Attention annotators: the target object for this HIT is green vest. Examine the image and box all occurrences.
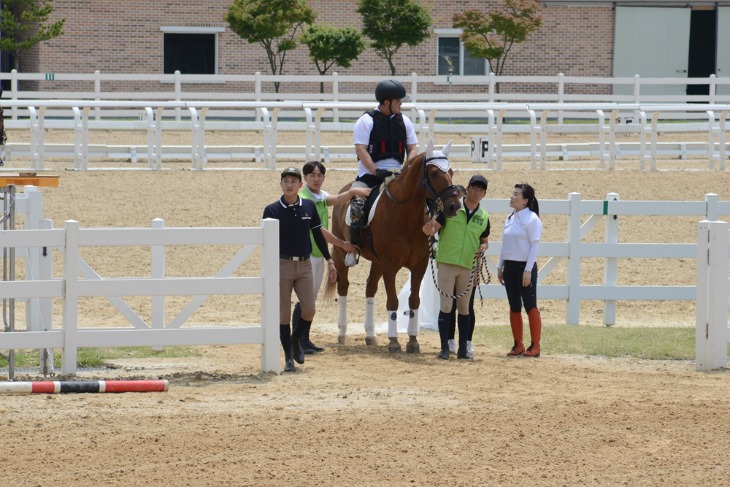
[299,186,329,258]
[436,205,489,269]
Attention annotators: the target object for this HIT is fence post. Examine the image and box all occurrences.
[566,192,582,324]
[94,70,101,121]
[557,73,565,124]
[332,72,339,123]
[603,192,619,326]
[151,218,165,352]
[39,218,54,375]
[174,70,182,121]
[62,220,80,376]
[705,193,719,221]
[10,69,18,120]
[261,218,280,374]
[696,221,729,371]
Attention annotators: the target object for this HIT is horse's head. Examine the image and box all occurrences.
[422,139,465,218]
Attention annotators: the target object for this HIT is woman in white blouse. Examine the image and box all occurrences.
[497,183,543,358]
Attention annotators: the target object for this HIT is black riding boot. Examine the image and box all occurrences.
[291,319,306,365]
[437,311,452,360]
[292,302,314,355]
[280,324,295,372]
[301,319,324,353]
[456,314,471,359]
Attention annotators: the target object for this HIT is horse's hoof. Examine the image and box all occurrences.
[337,336,346,345]
[388,338,402,353]
[365,336,378,346]
[406,339,420,354]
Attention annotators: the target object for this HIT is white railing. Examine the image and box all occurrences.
[0,218,281,376]
[455,193,729,326]
[1,99,728,171]
[2,71,730,104]
[696,220,730,372]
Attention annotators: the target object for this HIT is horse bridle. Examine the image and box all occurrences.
[421,156,466,218]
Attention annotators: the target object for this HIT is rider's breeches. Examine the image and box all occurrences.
[279,259,316,323]
[502,260,538,313]
[437,262,472,314]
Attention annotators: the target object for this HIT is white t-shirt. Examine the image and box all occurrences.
[498,207,542,270]
[353,108,418,177]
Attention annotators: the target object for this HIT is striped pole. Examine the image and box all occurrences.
[0,380,169,394]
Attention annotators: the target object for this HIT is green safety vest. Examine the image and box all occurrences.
[435,206,489,269]
[299,186,329,258]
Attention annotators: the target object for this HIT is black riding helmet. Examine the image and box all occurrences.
[375,79,407,103]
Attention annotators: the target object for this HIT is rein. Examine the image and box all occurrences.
[427,238,492,304]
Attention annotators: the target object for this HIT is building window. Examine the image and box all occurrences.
[436,30,487,76]
[161,26,225,74]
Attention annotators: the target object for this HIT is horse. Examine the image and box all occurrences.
[327,139,465,353]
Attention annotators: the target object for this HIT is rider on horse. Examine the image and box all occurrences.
[346,79,418,266]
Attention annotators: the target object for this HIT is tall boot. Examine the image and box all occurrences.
[523,308,542,358]
[280,324,295,372]
[291,319,306,365]
[301,319,324,353]
[437,311,452,360]
[456,314,471,359]
[506,311,525,357]
[447,301,457,353]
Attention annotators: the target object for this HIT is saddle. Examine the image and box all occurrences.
[345,172,397,229]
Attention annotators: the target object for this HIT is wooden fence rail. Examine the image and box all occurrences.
[0,218,281,376]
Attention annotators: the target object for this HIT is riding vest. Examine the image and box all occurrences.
[366,110,407,163]
[436,206,489,270]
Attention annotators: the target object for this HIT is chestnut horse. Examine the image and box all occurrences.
[328,140,464,353]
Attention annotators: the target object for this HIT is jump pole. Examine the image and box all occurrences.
[0,380,169,394]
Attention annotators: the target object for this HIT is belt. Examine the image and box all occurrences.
[280,255,310,262]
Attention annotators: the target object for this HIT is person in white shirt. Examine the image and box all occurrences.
[497,183,543,357]
[345,79,418,266]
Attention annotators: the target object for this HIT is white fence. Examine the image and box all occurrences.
[3,71,730,104]
[466,192,730,326]
[1,99,729,171]
[0,218,281,376]
[696,221,730,372]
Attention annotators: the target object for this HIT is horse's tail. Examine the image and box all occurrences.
[322,269,337,303]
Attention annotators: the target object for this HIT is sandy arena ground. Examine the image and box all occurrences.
[2,128,730,486]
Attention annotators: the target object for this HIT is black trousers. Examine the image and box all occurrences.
[502,260,538,313]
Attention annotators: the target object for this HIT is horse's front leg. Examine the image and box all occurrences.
[381,267,403,353]
[364,263,383,346]
[403,261,428,354]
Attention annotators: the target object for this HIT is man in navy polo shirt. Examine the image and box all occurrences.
[263,167,337,372]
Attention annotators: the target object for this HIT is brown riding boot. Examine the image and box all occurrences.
[523,308,542,358]
[506,311,525,356]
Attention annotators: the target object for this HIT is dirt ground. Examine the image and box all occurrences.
[2,128,730,486]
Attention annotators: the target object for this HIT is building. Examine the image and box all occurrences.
[10,0,730,96]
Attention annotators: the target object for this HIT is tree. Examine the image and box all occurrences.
[225,0,315,92]
[357,0,432,76]
[453,0,542,77]
[0,0,65,71]
[300,25,365,93]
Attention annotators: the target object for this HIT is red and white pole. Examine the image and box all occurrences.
[0,380,169,394]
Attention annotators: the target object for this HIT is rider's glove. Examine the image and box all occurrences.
[375,169,393,180]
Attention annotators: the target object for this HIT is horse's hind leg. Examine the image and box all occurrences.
[365,264,383,346]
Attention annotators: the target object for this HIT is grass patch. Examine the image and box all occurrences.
[472,324,722,360]
[0,346,201,369]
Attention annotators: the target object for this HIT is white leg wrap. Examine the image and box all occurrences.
[337,295,348,337]
[408,309,419,337]
[387,309,398,338]
[364,297,375,337]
